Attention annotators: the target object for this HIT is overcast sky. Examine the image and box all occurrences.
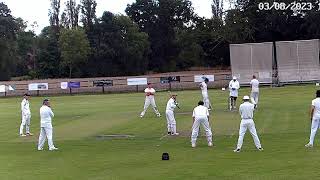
[2,0,214,34]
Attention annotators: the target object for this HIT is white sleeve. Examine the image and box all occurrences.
[312,100,315,106]
[144,88,148,93]
[192,109,195,117]
[236,82,240,89]
[170,100,176,109]
[229,81,232,89]
[49,108,54,117]
[250,80,253,85]
[206,109,209,116]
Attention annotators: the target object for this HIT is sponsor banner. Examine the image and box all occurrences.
[61,82,68,89]
[93,80,113,87]
[160,76,181,84]
[127,78,148,86]
[194,75,215,83]
[68,82,80,88]
[0,85,5,93]
[28,83,49,91]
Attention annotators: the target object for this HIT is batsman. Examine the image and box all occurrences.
[140,83,161,118]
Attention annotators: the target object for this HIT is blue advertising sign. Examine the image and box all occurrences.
[68,82,80,88]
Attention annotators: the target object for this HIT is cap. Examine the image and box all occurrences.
[171,92,178,96]
[43,98,50,104]
[243,96,250,100]
[233,76,237,80]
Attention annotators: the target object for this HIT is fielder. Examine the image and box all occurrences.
[234,96,263,152]
[250,75,260,109]
[229,76,240,110]
[38,99,58,151]
[199,78,212,110]
[305,90,320,148]
[166,93,179,135]
[191,101,213,148]
[140,83,161,118]
[20,93,33,136]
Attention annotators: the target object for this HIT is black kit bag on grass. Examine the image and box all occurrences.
[162,152,169,160]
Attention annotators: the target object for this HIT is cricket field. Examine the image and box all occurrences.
[0,85,319,180]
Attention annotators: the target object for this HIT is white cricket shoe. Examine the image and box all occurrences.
[258,147,264,151]
[233,149,241,153]
[171,133,179,136]
[140,115,143,118]
[191,143,196,148]
[20,134,26,137]
[37,148,43,151]
[305,143,313,148]
[208,142,213,147]
[49,147,59,151]
[157,114,161,117]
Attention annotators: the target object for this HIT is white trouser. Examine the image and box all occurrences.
[140,96,160,116]
[250,92,259,105]
[191,117,212,144]
[236,119,262,149]
[202,93,212,109]
[308,118,320,145]
[20,114,31,134]
[38,126,56,150]
[166,110,176,133]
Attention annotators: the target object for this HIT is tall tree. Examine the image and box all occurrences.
[0,2,20,80]
[61,0,81,29]
[59,28,90,78]
[49,0,61,32]
[81,0,97,32]
[212,0,224,18]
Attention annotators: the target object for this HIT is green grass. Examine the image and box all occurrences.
[0,85,319,179]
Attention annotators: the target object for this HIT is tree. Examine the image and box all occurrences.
[84,12,149,77]
[81,0,97,32]
[59,28,90,78]
[212,0,224,18]
[126,0,195,72]
[49,0,61,32]
[61,0,81,29]
[0,2,19,80]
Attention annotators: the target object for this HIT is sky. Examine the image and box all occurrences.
[1,0,214,34]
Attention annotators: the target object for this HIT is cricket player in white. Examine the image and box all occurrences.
[250,75,260,109]
[199,78,212,110]
[229,76,240,110]
[191,101,213,148]
[20,93,33,136]
[305,90,320,148]
[234,96,263,152]
[38,99,58,151]
[140,83,161,118]
[166,93,179,135]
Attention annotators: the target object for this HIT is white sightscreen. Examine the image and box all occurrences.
[276,39,320,83]
[230,42,273,84]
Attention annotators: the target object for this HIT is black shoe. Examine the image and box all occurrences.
[167,132,171,135]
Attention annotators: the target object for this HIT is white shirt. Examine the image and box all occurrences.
[21,98,31,116]
[166,98,177,111]
[229,80,240,97]
[250,79,260,93]
[192,105,209,118]
[40,105,54,128]
[312,98,320,119]
[144,88,156,99]
[239,101,255,119]
[200,82,208,97]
